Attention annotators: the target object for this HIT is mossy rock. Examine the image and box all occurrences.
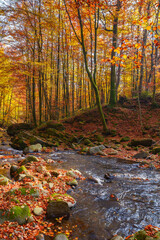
[50,193,76,208]
[11,137,28,150]
[20,155,39,166]
[9,205,31,225]
[129,139,154,147]
[94,134,104,142]
[0,175,10,185]
[9,187,39,198]
[7,123,34,136]
[83,138,92,146]
[120,136,130,142]
[17,166,28,175]
[152,147,160,154]
[38,121,65,131]
[46,128,63,137]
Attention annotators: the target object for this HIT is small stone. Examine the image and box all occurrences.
[36,234,45,240]
[33,207,43,216]
[29,143,42,152]
[49,183,54,189]
[132,151,149,159]
[54,233,69,240]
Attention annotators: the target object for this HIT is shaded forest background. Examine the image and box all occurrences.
[0,0,159,126]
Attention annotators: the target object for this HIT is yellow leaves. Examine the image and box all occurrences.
[123,55,127,59]
[135,43,141,49]
[146,25,151,31]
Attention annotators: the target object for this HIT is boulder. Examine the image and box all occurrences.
[20,155,39,166]
[50,193,76,208]
[38,121,65,131]
[7,123,33,136]
[89,145,105,155]
[129,139,154,147]
[132,151,149,159]
[9,205,31,225]
[66,169,82,179]
[28,143,42,152]
[46,201,70,220]
[10,165,19,178]
[54,233,69,240]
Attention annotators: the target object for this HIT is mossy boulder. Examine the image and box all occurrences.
[38,121,65,131]
[11,165,28,180]
[129,139,154,147]
[7,123,34,136]
[50,193,76,208]
[20,155,39,166]
[66,179,78,187]
[11,136,28,150]
[9,205,31,225]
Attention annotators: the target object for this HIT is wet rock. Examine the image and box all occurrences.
[104,173,114,180]
[86,176,99,183]
[46,201,70,220]
[132,151,149,159]
[111,236,124,240]
[7,123,34,136]
[0,175,9,185]
[50,193,76,208]
[66,179,78,187]
[33,207,43,216]
[66,169,82,178]
[89,145,106,155]
[49,183,54,189]
[54,233,69,240]
[28,143,42,152]
[129,138,154,147]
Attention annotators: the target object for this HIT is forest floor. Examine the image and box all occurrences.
[58,95,160,168]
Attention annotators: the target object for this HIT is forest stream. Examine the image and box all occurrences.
[0,144,160,240]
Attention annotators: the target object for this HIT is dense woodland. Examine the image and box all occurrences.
[0,0,159,128]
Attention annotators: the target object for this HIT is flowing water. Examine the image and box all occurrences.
[1,145,160,240]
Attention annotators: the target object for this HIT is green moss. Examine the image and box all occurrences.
[84,138,92,146]
[17,166,28,175]
[120,136,130,142]
[134,230,147,240]
[10,198,20,203]
[9,205,31,225]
